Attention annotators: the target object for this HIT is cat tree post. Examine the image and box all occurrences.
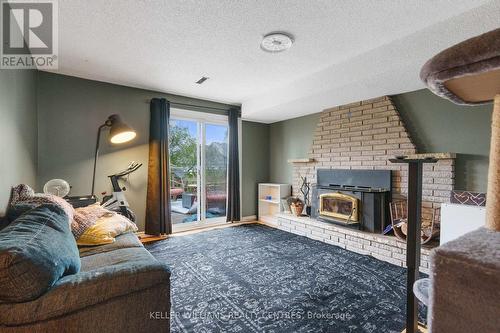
[486,94,500,231]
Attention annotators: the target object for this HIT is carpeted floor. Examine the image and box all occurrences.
[146,224,426,333]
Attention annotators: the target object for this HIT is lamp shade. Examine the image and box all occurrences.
[108,114,136,144]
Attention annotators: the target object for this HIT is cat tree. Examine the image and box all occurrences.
[419,28,500,332]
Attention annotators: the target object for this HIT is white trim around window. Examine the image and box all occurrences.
[170,108,228,125]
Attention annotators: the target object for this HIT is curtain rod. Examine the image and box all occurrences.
[146,99,239,112]
[171,102,236,112]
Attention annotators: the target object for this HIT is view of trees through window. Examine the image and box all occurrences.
[169,122,197,191]
[169,118,228,223]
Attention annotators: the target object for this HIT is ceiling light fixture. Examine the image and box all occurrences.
[260,32,294,53]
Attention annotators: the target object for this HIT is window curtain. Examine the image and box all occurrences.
[145,98,172,235]
[227,108,241,222]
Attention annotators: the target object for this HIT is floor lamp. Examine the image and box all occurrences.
[91,114,136,197]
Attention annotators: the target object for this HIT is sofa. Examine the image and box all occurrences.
[0,231,171,333]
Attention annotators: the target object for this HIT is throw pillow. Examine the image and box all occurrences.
[9,184,75,224]
[0,216,9,232]
[5,203,37,222]
[77,213,138,246]
[72,203,115,239]
[0,204,81,302]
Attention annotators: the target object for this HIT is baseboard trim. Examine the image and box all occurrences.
[172,220,258,237]
[137,216,258,237]
[240,215,257,222]
[136,232,168,244]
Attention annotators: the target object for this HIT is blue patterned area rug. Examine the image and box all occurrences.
[146,224,426,333]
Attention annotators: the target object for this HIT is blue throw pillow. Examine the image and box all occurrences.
[5,203,38,222]
[0,216,9,232]
[0,204,81,302]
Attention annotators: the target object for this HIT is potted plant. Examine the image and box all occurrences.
[288,197,304,217]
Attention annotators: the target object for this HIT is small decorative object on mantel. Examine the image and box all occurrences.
[288,197,304,217]
[450,190,486,207]
[299,176,311,215]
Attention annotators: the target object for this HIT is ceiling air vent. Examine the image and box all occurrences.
[196,76,209,84]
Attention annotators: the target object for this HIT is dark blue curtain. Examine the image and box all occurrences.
[227,108,241,222]
[145,98,171,235]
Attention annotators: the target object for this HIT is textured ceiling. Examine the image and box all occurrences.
[49,0,500,123]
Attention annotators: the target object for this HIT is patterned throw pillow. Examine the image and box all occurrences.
[7,184,122,239]
[9,184,75,224]
[72,203,115,239]
[77,213,138,246]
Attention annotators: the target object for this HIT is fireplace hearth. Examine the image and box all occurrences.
[312,169,391,233]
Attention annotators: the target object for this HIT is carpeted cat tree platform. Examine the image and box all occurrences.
[420,28,500,333]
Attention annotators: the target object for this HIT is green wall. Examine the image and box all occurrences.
[269,113,320,184]
[269,89,491,193]
[36,72,265,229]
[0,70,38,213]
[9,70,488,226]
[392,89,491,192]
[242,121,270,217]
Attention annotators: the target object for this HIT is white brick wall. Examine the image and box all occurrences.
[261,213,431,273]
[292,95,455,223]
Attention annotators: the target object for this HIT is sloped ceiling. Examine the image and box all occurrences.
[48,0,500,123]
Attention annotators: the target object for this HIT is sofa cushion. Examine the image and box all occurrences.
[79,231,143,257]
[0,216,9,232]
[0,246,170,325]
[0,203,37,233]
[0,204,81,302]
[5,203,37,222]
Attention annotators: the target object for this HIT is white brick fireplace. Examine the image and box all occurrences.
[292,95,455,225]
[261,95,455,272]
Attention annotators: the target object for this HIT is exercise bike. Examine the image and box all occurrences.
[101,161,142,222]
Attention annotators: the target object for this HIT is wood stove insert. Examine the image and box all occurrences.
[319,192,359,223]
[312,169,392,233]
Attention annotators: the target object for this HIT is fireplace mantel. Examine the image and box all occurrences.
[390,152,456,160]
[288,158,315,163]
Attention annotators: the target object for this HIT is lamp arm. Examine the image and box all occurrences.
[91,122,110,196]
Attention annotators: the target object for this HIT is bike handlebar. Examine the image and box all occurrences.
[108,162,143,178]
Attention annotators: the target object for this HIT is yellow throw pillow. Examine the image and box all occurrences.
[77,213,138,246]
